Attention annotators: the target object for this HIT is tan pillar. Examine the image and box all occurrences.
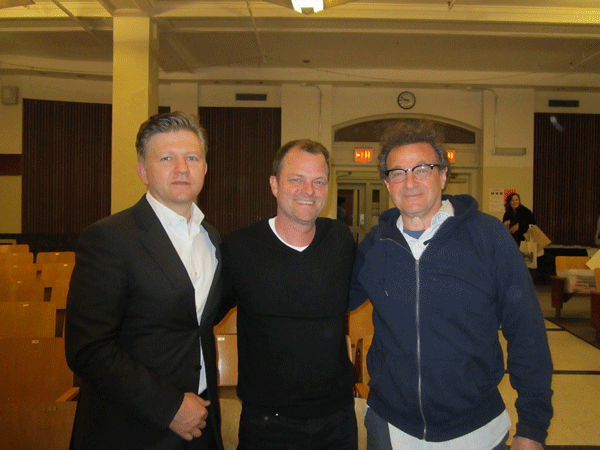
[111,16,159,214]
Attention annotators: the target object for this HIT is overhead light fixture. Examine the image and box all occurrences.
[262,0,353,15]
[291,0,323,14]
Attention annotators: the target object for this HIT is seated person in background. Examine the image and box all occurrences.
[503,192,536,244]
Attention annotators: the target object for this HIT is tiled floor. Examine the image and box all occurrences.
[498,285,600,449]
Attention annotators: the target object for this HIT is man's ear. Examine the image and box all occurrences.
[269,175,278,198]
[137,162,148,186]
[440,167,448,190]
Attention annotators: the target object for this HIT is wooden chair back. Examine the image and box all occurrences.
[355,335,373,387]
[555,256,590,272]
[49,277,70,309]
[0,302,56,338]
[347,300,374,346]
[0,263,37,283]
[0,337,74,404]
[40,263,74,288]
[0,252,34,265]
[216,334,238,387]
[35,251,76,267]
[346,334,353,363]
[215,307,237,334]
[0,278,45,302]
[0,338,76,450]
[0,244,29,253]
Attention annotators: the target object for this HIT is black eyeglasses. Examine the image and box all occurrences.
[384,164,440,184]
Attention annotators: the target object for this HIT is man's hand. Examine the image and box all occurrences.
[510,436,544,450]
[168,392,211,441]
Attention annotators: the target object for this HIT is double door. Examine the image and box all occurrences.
[337,179,388,244]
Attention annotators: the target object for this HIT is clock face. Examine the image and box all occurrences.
[397,91,416,109]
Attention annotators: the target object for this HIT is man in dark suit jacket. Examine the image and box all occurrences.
[65,111,224,450]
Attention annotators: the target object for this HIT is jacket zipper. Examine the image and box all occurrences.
[381,236,427,439]
[415,259,427,439]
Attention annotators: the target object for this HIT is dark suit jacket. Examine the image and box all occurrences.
[65,196,224,450]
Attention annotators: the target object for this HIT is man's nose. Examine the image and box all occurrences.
[175,157,189,173]
[301,180,314,194]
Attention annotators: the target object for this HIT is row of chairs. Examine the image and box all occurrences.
[213,304,375,392]
[0,248,75,266]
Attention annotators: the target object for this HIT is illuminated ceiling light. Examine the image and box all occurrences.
[291,0,324,14]
[261,0,354,15]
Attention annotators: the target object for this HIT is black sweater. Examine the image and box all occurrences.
[221,218,356,418]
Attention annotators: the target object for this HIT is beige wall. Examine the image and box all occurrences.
[1,75,599,232]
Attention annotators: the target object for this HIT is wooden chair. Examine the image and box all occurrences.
[355,335,373,389]
[216,334,238,399]
[0,263,38,283]
[346,300,374,353]
[0,338,76,450]
[40,262,74,288]
[49,277,70,337]
[0,337,74,405]
[346,334,353,363]
[551,256,591,319]
[0,252,34,265]
[35,251,76,269]
[0,301,56,338]
[0,278,45,302]
[215,307,237,334]
[0,243,29,253]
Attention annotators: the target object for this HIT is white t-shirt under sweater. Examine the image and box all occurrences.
[146,192,217,395]
[386,200,511,450]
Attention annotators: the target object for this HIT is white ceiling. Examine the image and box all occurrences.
[1,0,600,90]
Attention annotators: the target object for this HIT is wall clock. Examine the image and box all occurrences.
[397,91,416,109]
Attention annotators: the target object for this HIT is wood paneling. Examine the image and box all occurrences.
[0,154,22,175]
[534,113,600,245]
[20,103,280,236]
[22,99,111,234]
[198,107,281,236]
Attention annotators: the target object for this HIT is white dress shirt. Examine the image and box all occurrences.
[146,192,217,395]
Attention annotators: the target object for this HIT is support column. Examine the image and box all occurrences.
[111,16,159,214]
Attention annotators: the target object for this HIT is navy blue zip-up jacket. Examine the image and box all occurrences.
[349,194,553,445]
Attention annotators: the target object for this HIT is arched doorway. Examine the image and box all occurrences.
[331,115,481,242]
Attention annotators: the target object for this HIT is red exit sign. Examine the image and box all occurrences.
[354,148,372,162]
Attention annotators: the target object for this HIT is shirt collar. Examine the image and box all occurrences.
[145,192,204,236]
[396,199,454,232]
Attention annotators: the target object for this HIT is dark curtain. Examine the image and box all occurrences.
[534,113,600,245]
[198,107,281,236]
[22,99,112,234]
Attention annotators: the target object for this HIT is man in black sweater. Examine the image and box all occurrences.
[220,139,357,450]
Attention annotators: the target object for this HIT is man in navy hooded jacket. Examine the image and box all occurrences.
[349,120,552,450]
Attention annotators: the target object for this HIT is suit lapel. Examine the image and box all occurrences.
[133,197,197,320]
[199,221,222,329]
